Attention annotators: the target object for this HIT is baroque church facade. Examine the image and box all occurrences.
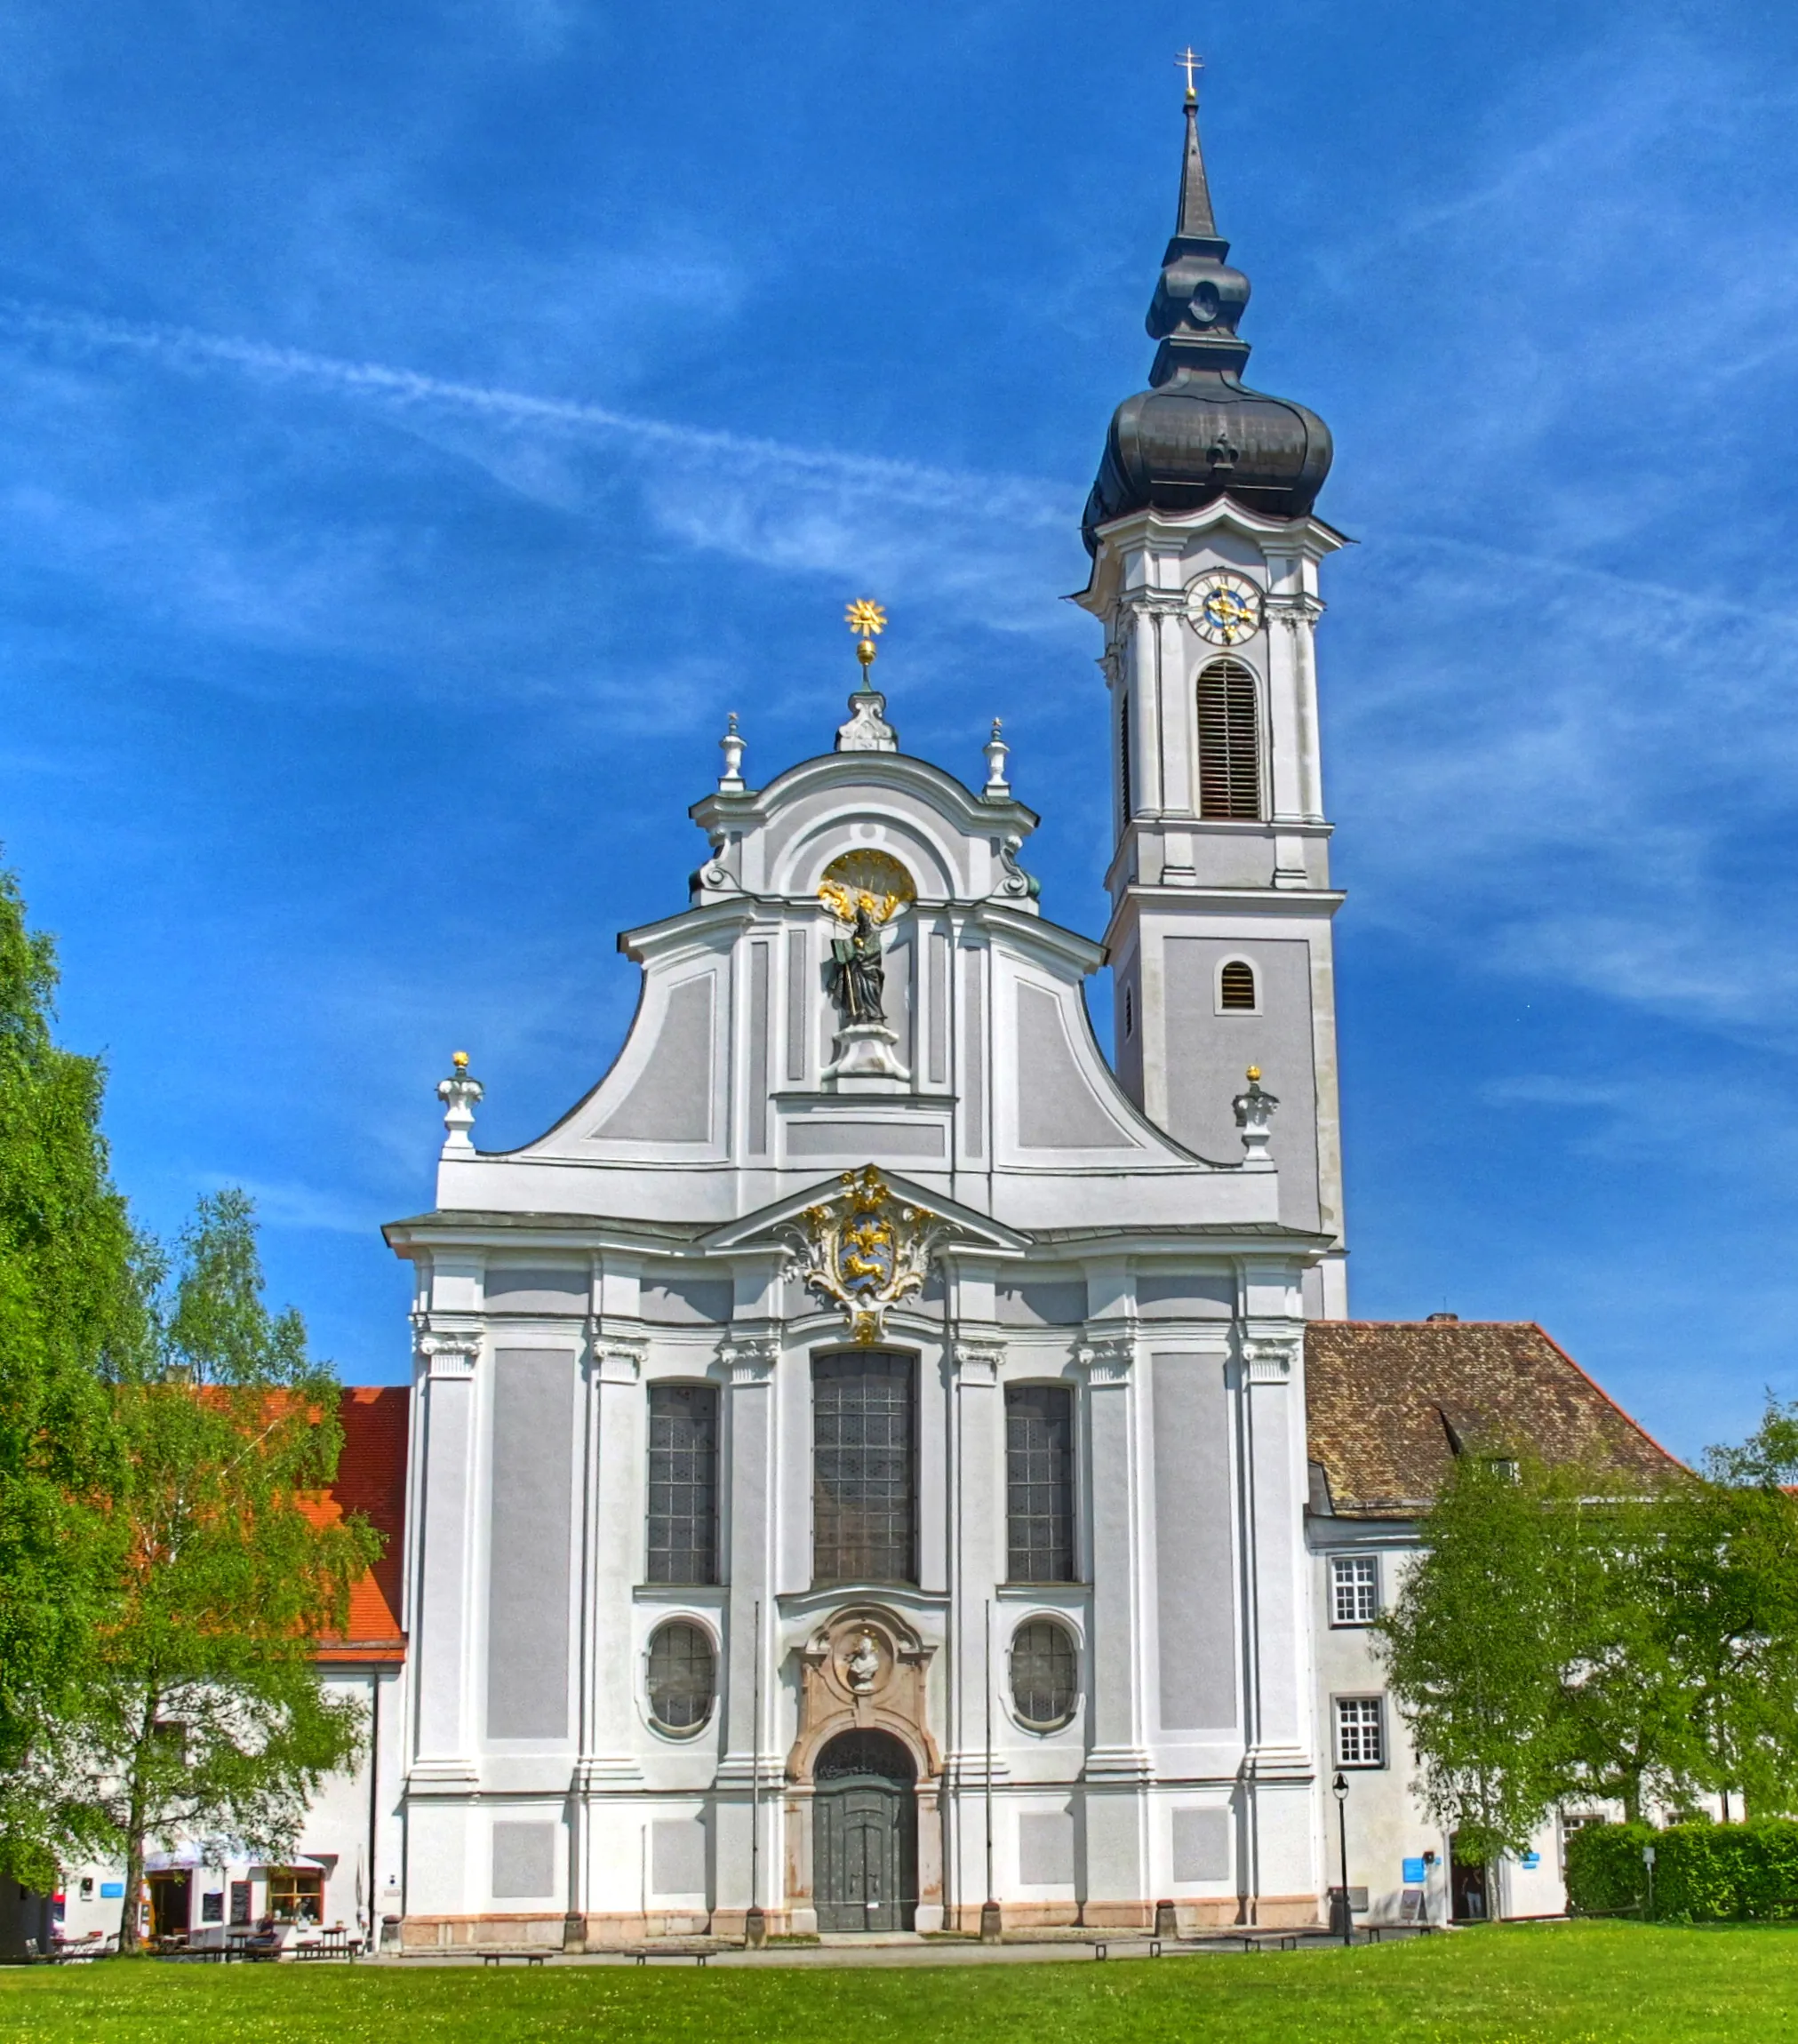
[44,89,1684,1960]
[391,84,1354,1942]
[377,87,1680,1947]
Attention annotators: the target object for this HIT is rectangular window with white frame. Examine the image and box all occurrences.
[1334,1695,1386,1769]
[1330,1553,1379,1626]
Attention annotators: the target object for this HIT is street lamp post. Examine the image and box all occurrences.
[1332,1771,1352,1948]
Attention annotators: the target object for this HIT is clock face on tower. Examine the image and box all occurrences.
[1187,572,1263,647]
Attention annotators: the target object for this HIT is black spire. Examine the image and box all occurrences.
[1083,87,1332,551]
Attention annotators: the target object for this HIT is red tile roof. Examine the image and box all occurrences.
[1305,1321,1681,1520]
[303,1386,408,1662]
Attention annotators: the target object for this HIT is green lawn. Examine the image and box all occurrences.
[3,1922,1795,2044]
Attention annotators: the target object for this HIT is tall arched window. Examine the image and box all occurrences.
[1197,659,1260,819]
[1118,689,1132,825]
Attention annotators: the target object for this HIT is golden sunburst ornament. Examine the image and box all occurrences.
[845,598,887,671]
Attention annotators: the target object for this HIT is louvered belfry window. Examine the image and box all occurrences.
[1197,659,1261,819]
[1219,959,1257,1011]
[813,1353,915,1585]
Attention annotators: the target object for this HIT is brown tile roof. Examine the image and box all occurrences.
[302,1387,409,1661]
[1305,1321,1681,1519]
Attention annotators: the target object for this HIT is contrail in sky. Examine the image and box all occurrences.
[0,296,1067,521]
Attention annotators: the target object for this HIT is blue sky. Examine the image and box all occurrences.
[2,0,1795,1457]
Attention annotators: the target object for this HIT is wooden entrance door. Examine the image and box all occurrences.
[812,1729,917,1933]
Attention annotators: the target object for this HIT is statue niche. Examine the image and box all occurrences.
[817,850,913,1090]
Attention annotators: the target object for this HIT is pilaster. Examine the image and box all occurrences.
[409,1324,483,1784]
[715,1334,779,1914]
[947,1332,1004,1920]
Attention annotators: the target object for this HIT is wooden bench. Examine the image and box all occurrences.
[479,1952,547,1967]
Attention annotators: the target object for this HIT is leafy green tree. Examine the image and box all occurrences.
[1667,1401,1798,1817]
[1375,1451,1586,1864]
[68,1192,377,1951]
[0,859,147,1888]
[1381,1409,1798,1863]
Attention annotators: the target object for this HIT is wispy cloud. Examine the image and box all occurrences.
[0,296,1085,658]
[1316,35,1798,1044]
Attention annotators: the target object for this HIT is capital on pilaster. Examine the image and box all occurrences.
[589,1329,648,1385]
[413,1320,481,1377]
[1075,1328,1137,1384]
[1263,592,1326,630]
[1118,589,1189,621]
[952,1339,1003,1385]
[720,1335,779,1385]
[1240,1325,1302,1384]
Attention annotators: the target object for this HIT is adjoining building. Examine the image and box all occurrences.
[48,84,1682,1953]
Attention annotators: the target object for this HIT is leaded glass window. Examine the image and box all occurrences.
[812,1353,915,1585]
[1006,1384,1075,1583]
[646,1384,719,1585]
[646,1620,716,1732]
[1011,1618,1079,1729]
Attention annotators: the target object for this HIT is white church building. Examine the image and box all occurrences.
[372,84,1675,1949]
[44,85,1678,1959]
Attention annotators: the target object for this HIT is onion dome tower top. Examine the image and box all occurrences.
[1082,70,1333,552]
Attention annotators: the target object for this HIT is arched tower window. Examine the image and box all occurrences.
[1219,959,1257,1011]
[1118,689,1132,825]
[1196,659,1260,820]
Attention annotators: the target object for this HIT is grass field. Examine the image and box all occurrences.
[3,1922,1796,2044]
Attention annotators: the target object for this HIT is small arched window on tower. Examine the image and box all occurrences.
[1196,659,1261,819]
[1218,958,1258,1013]
[1118,690,1133,825]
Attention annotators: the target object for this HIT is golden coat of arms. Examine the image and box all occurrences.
[783,1166,950,1345]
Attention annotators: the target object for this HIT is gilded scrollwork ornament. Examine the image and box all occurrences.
[782,1165,953,1345]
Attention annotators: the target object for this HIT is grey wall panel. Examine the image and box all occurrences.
[1152,1353,1237,1731]
[1016,985,1130,1150]
[485,1266,587,1313]
[927,929,949,1085]
[787,1120,946,1159]
[594,976,714,1143]
[651,1817,708,1898]
[486,1349,574,1741]
[997,1280,1089,1327]
[640,1275,733,1324]
[491,1822,556,1899]
[747,941,771,1157]
[1171,1807,1231,1882]
[1018,1810,1076,1887]
[889,930,914,1072]
[1162,937,1319,1230]
[1137,1272,1234,1321]
[786,930,809,1082]
[963,951,983,1156]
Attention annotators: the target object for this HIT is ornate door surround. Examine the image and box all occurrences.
[783,1606,943,1934]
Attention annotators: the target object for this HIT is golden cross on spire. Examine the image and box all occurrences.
[1177,46,1203,100]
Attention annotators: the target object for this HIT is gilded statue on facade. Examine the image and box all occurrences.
[828,904,887,1026]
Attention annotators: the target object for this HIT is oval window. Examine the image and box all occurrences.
[646,1620,716,1734]
[1011,1618,1079,1730]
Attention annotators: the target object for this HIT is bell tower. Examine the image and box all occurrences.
[1075,73,1347,1313]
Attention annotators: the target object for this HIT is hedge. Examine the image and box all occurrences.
[1566,1818,1798,1921]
